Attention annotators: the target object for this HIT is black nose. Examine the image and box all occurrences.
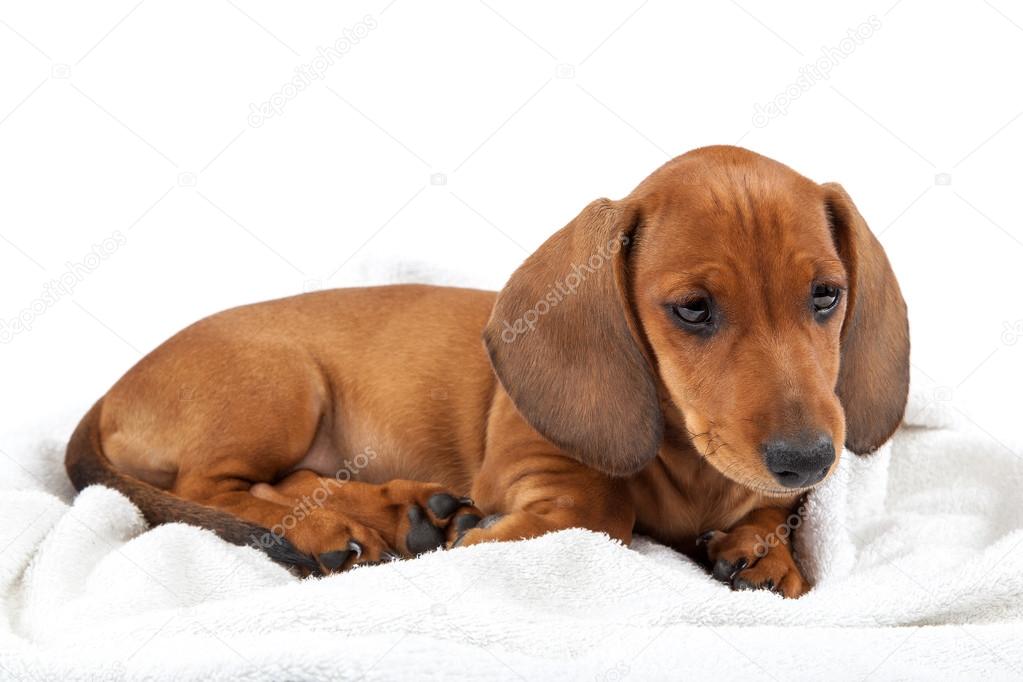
[762,434,835,489]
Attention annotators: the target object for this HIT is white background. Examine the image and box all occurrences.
[1,0,1021,459]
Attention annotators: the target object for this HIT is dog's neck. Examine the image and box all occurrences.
[626,398,797,557]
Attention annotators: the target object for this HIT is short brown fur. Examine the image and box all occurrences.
[66,146,909,596]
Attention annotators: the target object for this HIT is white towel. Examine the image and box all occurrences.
[1,382,1022,681]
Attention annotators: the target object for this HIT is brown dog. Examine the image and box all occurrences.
[66,146,909,597]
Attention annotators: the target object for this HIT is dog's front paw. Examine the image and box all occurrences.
[697,526,808,598]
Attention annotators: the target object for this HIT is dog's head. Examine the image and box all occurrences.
[484,146,909,496]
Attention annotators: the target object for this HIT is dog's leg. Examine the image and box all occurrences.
[453,453,635,548]
[697,506,809,598]
[173,473,397,574]
[97,343,432,573]
[258,470,484,557]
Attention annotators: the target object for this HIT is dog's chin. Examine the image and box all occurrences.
[699,450,831,498]
[735,476,803,498]
[757,481,816,498]
[740,470,834,498]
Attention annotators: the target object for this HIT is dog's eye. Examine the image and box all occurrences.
[672,299,711,325]
[812,283,840,313]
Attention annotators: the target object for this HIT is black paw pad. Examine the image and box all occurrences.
[406,505,445,554]
[454,513,482,536]
[478,513,504,529]
[427,493,462,519]
[712,557,748,583]
[319,549,353,571]
[696,531,717,547]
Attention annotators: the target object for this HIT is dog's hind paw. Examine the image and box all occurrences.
[396,488,483,554]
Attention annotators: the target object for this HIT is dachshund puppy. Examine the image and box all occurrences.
[66,146,909,597]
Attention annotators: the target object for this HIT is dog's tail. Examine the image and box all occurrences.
[65,400,319,572]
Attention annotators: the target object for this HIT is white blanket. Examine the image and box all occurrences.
[1,384,1022,681]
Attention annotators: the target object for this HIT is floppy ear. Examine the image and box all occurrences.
[483,198,662,476]
[823,183,910,454]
